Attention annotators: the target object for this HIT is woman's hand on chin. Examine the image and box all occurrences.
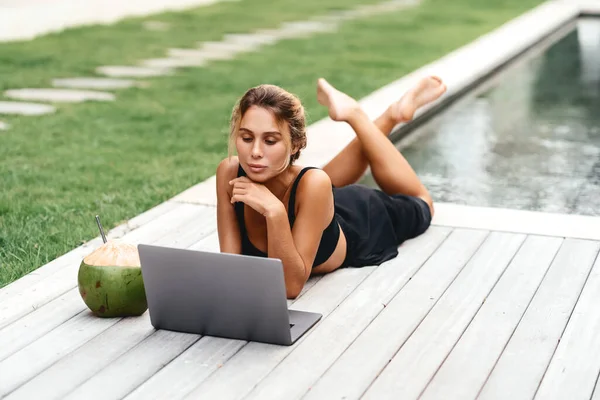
[229,176,285,217]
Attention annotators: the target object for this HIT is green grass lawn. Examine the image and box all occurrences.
[0,0,544,287]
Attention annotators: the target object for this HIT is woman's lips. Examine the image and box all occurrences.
[248,164,266,173]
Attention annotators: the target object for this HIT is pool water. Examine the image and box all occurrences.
[362,19,600,216]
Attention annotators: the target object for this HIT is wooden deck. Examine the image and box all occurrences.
[1,200,600,400]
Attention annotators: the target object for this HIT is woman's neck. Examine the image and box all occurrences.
[264,166,299,201]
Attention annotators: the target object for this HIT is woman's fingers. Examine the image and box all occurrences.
[231,181,249,190]
[231,188,248,203]
[229,176,252,185]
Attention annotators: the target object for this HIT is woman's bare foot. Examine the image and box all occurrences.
[389,76,447,123]
[317,78,361,122]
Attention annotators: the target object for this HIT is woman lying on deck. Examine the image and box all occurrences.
[216,77,446,298]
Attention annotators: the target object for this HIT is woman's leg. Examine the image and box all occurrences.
[322,76,446,188]
[317,77,445,214]
[322,110,397,188]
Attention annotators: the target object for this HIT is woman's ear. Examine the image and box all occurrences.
[290,148,299,161]
[291,142,300,156]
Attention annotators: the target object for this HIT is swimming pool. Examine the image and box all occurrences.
[362,18,600,216]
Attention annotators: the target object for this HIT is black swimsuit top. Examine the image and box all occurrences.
[234,165,340,267]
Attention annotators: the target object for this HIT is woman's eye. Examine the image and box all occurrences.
[242,137,252,143]
[265,140,276,145]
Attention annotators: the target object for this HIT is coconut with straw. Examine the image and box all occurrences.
[77,216,148,317]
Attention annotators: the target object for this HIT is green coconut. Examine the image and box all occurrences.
[78,240,147,317]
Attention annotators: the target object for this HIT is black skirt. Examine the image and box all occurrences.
[333,184,432,268]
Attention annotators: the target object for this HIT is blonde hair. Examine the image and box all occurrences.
[228,84,307,172]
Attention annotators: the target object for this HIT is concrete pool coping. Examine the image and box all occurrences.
[171,0,600,240]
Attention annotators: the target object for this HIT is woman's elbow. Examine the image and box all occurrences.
[286,288,301,300]
[286,282,304,299]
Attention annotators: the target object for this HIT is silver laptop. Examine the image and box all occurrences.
[138,244,322,346]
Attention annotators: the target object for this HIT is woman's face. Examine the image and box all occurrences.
[236,105,291,182]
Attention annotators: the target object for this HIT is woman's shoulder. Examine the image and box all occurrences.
[216,156,240,179]
[216,156,240,194]
[295,167,333,199]
[299,166,331,185]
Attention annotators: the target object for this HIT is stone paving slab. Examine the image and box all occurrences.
[4,88,115,103]
[139,57,207,69]
[168,47,236,61]
[160,0,421,71]
[223,33,279,46]
[277,20,338,38]
[96,65,173,78]
[198,40,262,53]
[142,20,170,31]
[167,48,208,59]
[170,175,217,206]
[0,101,55,115]
[52,77,140,90]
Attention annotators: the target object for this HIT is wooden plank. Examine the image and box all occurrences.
[62,330,200,400]
[0,258,101,331]
[180,266,379,400]
[295,276,322,299]
[122,273,321,400]
[118,203,210,245]
[422,239,597,400]
[4,207,319,400]
[244,227,460,400]
[0,289,84,362]
[182,227,452,400]
[188,231,220,252]
[64,263,340,400]
[126,201,181,230]
[151,206,216,249]
[532,246,600,400]
[6,314,156,400]
[476,239,600,400]
[124,336,247,400]
[72,259,374,400]
[360,232,541,400]
[0,203,207,330]
[0,312,119,397]
[12,274,323,400]
[593,379,600,400]
[0,206,216,396]
[123,228,451,400]
[303,230,516,400]
[0,201,179,301]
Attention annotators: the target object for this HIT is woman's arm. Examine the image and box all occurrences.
[266,169,334,298]
[228,168,334,298]
[216,157,242,254]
